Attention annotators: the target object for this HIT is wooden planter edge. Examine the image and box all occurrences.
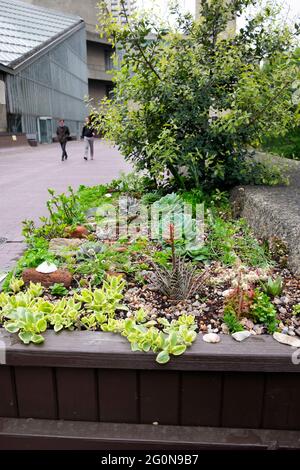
[0,329,299,372]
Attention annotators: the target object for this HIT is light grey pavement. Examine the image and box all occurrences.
[0,140,131,271]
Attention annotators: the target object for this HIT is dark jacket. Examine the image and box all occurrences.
[81,125,95,138]
[56,125,70,143]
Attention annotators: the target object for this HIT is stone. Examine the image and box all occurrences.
[279,307,287,315]
[253,325,264,335]
[203,333,220,343]
[281,326,289,334]
[22,268,72,288]
[273,332,300,348]
[36,261,57,274]
[115,247,128,253]
[280,296,290,305]
[240,318,254,330]
[49,238,83,256]
[66,226,89,239]
[232,330,251,342]
[296,328,300,337]
[288,327,296,337]
[221,323,230,334]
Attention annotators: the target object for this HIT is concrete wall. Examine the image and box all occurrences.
[0,78,7,132]
[87,42,114,81]
[23,0,100,34]
[88,79,108,105]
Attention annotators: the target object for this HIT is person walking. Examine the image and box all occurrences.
[56,119,70,161]
[81,116,95,161]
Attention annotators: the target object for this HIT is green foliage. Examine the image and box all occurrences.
[47,298,81,332]
[260,276,283,298]
[123,314,197,364]
[93,0,299,190]
[292,304,300,315]
[50,283,69,297]
[189,215,270,266]
[262,127,300,160]
[77,242,103,260]
[46,187,84,226]
[22,187,84,243]
[4,307,47,344]
[109,172,151,195]
[223,306,244,333]
[2,239,59,285]
[27,282,44,298]
[75,275,127,317]
[9,277,24,294]
[77,184,111,211]
[250,289,278,333]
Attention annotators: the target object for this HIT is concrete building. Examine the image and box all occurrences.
[0,0,88,143]
[108,0,137,24]
[23,1,137,106]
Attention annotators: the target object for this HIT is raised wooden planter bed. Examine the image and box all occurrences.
[0,329,299,450]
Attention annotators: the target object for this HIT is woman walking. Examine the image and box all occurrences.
[81,116,95,161]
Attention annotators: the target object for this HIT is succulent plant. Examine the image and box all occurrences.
[77,241,103,259]
[148,225,206,300]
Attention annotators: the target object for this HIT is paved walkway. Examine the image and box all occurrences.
[0,140,131,271]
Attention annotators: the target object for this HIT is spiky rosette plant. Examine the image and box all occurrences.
[149,225,206,300]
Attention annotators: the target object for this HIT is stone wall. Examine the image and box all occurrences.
[231,185,300,276]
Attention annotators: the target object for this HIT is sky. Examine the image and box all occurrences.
[136,0,300,22]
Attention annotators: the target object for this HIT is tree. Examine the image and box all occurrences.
[93,0,300,190]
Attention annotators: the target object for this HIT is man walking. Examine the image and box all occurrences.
[56,119,70,161]
[81,116,95,161]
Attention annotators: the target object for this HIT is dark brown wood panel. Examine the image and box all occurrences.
[0,367,18,417]
[181,372,222,426]
[14,367,57,419]
[221,373,265,428]
[263,373,300,430]
[139,370,179,425]
[98,369,138,423]
[56,368,98,421]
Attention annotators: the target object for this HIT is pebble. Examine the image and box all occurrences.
[280,296,290,305]
[273,332,300,348]
[221,323,230,334]
[253,325,264,335]
[203,333,220,343]
[279,307,287,315]
[192,301,200,307]
[232,330,251,342]
[241,318,254,330]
